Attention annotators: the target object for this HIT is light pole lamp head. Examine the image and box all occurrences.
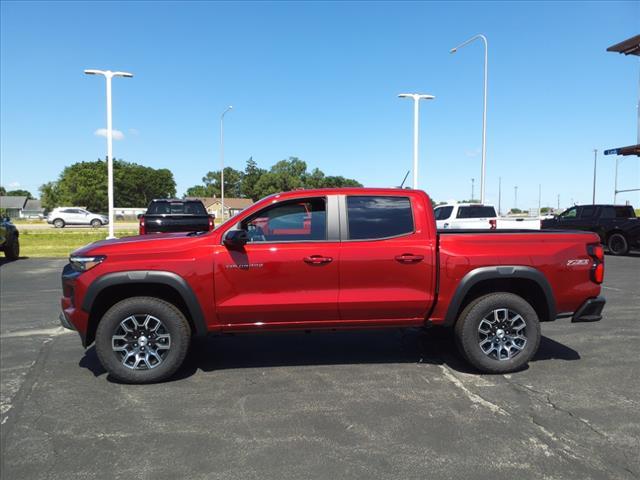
[84,69,104,76]
[113,71,134,78]
[449,48,457,54]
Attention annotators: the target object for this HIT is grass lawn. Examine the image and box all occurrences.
[19,230,138,258]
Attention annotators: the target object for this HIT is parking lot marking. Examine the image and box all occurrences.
[438,365,509,416]
[0,327,72,339]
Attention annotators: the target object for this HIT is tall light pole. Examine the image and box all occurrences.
[498,176,502,216]
[398,93,435,189]
[450,34,488,204]
[471,178,475,200]
[220,106,233,221]
[592,148,598,204]
[514,186,518,210]
[84,69,133,240]
[614,156,620,203]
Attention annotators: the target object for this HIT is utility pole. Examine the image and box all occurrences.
[471,178,475,201]
[84,69,133,240]
[514,186,518,210]
[498,177,502,216]
[557,194,560,211]
[538,184,541,216]
[398,93,435,189]
[220,106,233,221]
[592,148,598,204]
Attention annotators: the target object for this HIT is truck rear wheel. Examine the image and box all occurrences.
[95,297,191,383]
[454,293,541,374]
[607,233,629,256]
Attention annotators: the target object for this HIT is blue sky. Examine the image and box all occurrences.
[1,1,638,210]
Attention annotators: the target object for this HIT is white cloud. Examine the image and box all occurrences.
[128,128,139,136]
[8,181,20,188]
[94,128,124,140]
[465,148,481,158]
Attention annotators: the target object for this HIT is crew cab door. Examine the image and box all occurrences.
[338,194,436,321]
[214,196,340,326]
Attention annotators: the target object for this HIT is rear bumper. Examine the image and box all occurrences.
[572,296,606,323]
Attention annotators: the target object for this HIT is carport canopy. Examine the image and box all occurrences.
[607,35,640,56]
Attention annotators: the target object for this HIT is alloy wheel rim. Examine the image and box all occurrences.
[112,314,171,370]
[477,308,527,361]
[610,236,624,253]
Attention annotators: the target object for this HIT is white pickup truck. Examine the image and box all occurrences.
[434,203,540,230]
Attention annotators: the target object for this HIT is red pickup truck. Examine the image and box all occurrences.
[60,188,605,383]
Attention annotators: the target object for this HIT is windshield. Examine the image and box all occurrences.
[147,201,207,215]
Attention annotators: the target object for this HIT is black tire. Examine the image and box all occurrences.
[90,219,103,228]
[454,292,541,374]
[95,297,191,383]
[4,237,20,260]
[607,232,629,256]
[53,218,65,228]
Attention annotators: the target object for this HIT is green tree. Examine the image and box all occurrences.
[241,157,267,200]
[186,167,244,198]
[39,159,176,212]
[0,186,6,196]
[6,189,34,199]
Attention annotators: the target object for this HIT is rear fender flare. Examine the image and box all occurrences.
[443,266,556,326]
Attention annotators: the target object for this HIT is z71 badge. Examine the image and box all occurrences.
[566,259,590,266]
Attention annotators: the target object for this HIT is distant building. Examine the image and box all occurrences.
[188,196,254,219]
[0,196,45,218]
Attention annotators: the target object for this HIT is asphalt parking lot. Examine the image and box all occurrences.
[1,256,639,480]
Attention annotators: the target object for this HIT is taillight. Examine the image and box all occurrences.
[489,219,497,230]
[208,216,215,231]
[139,216,146,235]
[587,243,605,284]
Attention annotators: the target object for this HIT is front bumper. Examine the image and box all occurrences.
[572,296,606,323]
[59,311,76,330]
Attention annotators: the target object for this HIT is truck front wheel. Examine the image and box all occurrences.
[454,293,541,374]
[95,297,191,383]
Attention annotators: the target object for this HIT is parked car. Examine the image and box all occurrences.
[60,188,605,383]
[0,217,20,259]
[47,208,108,228]
[434,203,540,230]
[138,199,214,235]
[541,204,640,255]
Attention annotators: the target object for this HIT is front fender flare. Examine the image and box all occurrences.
[81,270,208,336]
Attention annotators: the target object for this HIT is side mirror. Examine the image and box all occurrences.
[224,229,249,248]
[137,213,143,220]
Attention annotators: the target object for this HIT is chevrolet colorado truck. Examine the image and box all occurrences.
[60,188,606,383]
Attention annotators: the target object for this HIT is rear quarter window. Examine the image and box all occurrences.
[346,196,413,240]
[456,206,497,219]
[434,206,453,220]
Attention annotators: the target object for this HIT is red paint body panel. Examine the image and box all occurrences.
[61,188,603,340]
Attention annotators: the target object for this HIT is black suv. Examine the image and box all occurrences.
[138,199,214,235]
[541,204,639,255]
[0,217,20,260]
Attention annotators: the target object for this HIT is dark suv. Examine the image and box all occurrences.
[0,217,20,260]
[541,204,639,255]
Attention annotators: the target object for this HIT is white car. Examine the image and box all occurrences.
[434,203,540,230]
[46,207,108,228]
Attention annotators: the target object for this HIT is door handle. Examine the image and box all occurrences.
[395,253,424,263]
[304,255,333,265]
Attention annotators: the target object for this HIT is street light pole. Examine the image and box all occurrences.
[471,178,475,200]
[398,93,435,189]
[451,34,488,204]
[514,186,518,210]
[84,69,133,240]
[592,148,598,204]
[220,106,233,221]
[498,176,502,216]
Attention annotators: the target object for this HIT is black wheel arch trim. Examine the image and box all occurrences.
[81,270,208,336]
[443,266,557,327]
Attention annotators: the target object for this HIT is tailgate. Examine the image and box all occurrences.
[145,215,210,233]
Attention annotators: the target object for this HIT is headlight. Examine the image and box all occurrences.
[69,255,106,272]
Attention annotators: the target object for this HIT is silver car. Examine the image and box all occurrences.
[47,207,108,228]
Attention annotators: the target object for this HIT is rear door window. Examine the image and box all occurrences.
[346,196,413,240]
[580,206,596,218]
[456,206,497,219]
